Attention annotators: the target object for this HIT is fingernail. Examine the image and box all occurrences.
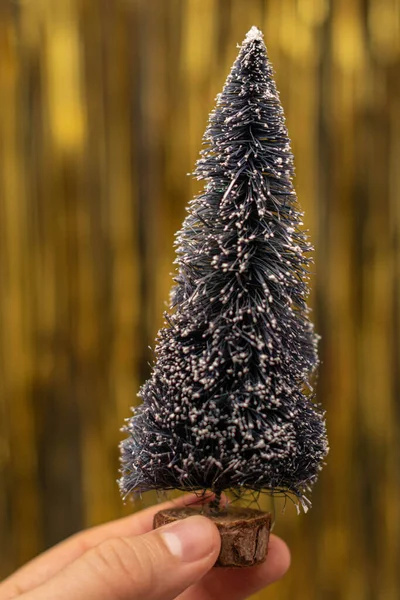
[160,516,217,562]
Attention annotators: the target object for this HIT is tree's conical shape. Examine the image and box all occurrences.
[119,27,328,508]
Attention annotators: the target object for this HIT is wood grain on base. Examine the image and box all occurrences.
[154,506,271,568]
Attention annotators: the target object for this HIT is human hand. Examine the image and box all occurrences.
[0,494,290,600]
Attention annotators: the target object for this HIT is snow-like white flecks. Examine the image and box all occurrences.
[119,27,329,509]
[244,26,264,44]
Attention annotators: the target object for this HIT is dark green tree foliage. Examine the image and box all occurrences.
[119,27,328,509]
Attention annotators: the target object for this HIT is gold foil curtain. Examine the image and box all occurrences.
[0,1,399,598]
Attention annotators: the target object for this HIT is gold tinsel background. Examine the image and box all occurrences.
[1,1,400,598]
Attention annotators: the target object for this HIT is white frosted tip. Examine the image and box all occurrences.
[243,26,264,44]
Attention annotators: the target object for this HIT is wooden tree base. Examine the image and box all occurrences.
[154,506,271,568]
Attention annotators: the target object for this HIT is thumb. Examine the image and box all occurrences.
[23,516,221,600]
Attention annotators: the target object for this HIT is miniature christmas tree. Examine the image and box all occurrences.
[119,26,328,566]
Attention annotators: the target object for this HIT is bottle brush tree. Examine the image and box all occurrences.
[119,26,328,566]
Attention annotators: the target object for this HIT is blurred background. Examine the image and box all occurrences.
[0,0,399,598]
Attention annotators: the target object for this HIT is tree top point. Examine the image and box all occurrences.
[243,26,264,45]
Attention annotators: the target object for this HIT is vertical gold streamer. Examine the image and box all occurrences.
[0,5,40,567]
